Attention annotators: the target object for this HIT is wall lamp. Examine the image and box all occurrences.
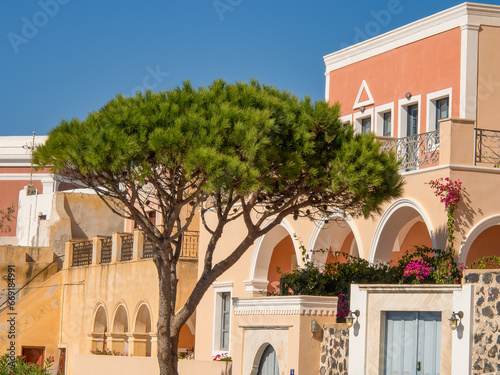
[405,92,412,100]
[449,311,464,330]
[346,310,360,328]
[311,319,319,334]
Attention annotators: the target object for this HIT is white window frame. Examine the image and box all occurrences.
[398,94,421,138]
[353,108,374,134]
[375,102,395,137]
[426,88,452,132]
[339,114,353,126]
[212,282,233,356]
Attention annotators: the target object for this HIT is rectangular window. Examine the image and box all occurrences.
[212,283,233,356]
[383,112,391,137]
[407,104,418,136]
[384,311,441,375]
[435,97,449,131]
[220,292,230,351]
[361,117,371,134]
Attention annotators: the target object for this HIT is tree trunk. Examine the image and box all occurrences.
[155,253,179,375]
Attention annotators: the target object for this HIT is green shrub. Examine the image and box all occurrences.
[277,246,463,321]
[0,353,54,375]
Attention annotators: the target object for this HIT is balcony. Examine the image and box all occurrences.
[67,230,199,268]
[474,128,500,167]
[380,119,500,172]
[381,130,440,171]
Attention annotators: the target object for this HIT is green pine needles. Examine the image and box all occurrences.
[33,79,403,375]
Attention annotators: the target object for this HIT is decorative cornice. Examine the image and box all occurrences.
[238,325,292,330]
[324,3,500,73]
[233,295,337,316]
[357,284,462,293]
[0,136,48,167]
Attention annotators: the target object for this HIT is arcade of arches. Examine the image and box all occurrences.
[90,303,195,357]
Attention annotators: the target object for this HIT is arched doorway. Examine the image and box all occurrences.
[257,344,279,375]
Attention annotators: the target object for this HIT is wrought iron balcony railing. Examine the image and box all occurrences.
[475,128,500,166]
[70,230,199,267]
[380,130,440,171]
[141,231,199,259]
[100,237,112,264]
[120,234,134,261]
[72,240,93,266]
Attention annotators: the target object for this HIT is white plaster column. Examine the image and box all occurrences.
[460,24,481,120]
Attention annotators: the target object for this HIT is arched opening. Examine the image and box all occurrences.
[371,199,434,264]
[465,225,500,267]
[460,216,500,267]
[247,220,299,294]
[133,304,152,357]
[178,323,195,357]
[256,344,279,375]
[111,304,129,355]
[309,215,360,265]
[91,305,108,351]
[267,235,296,294]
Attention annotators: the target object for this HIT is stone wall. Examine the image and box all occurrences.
[464,270,500,374]
[319,323,349,375]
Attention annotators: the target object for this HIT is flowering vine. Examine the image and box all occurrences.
[428,178,462,253]
[402,260,432,283]
[213,353,232,362]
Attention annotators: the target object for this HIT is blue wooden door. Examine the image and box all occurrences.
[257,345,279,375]
[384,311,441,375]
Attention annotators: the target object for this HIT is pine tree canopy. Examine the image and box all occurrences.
[34,79,402,223]
[33,79,403,375]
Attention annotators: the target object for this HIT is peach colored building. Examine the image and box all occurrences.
[193,3,500,375]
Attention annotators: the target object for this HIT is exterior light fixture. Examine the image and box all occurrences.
[346,310,360,328]
[405,92,412,100]
[449,311,463,330]
[311,319,319,334]
[359,105,365,113]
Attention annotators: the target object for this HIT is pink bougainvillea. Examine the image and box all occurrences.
[428,178,462,253]
[336,292,349,319]
[403,260,432,283]
[428,177,462,212]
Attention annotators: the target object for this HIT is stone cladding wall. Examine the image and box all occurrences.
[319,323,349,375]
[464,270,500,374]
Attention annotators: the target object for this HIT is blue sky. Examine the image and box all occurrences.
[2,0,500,136]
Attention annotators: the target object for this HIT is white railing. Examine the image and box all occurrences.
[381,130,440,171]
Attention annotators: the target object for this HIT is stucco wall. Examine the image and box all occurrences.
[73,354,232,375]
[477,26,500,131]
[464,269,500,374]
[60,256,198,375]
[329,28,461,137]
[0,271,62,375]
[0,246,58,306]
